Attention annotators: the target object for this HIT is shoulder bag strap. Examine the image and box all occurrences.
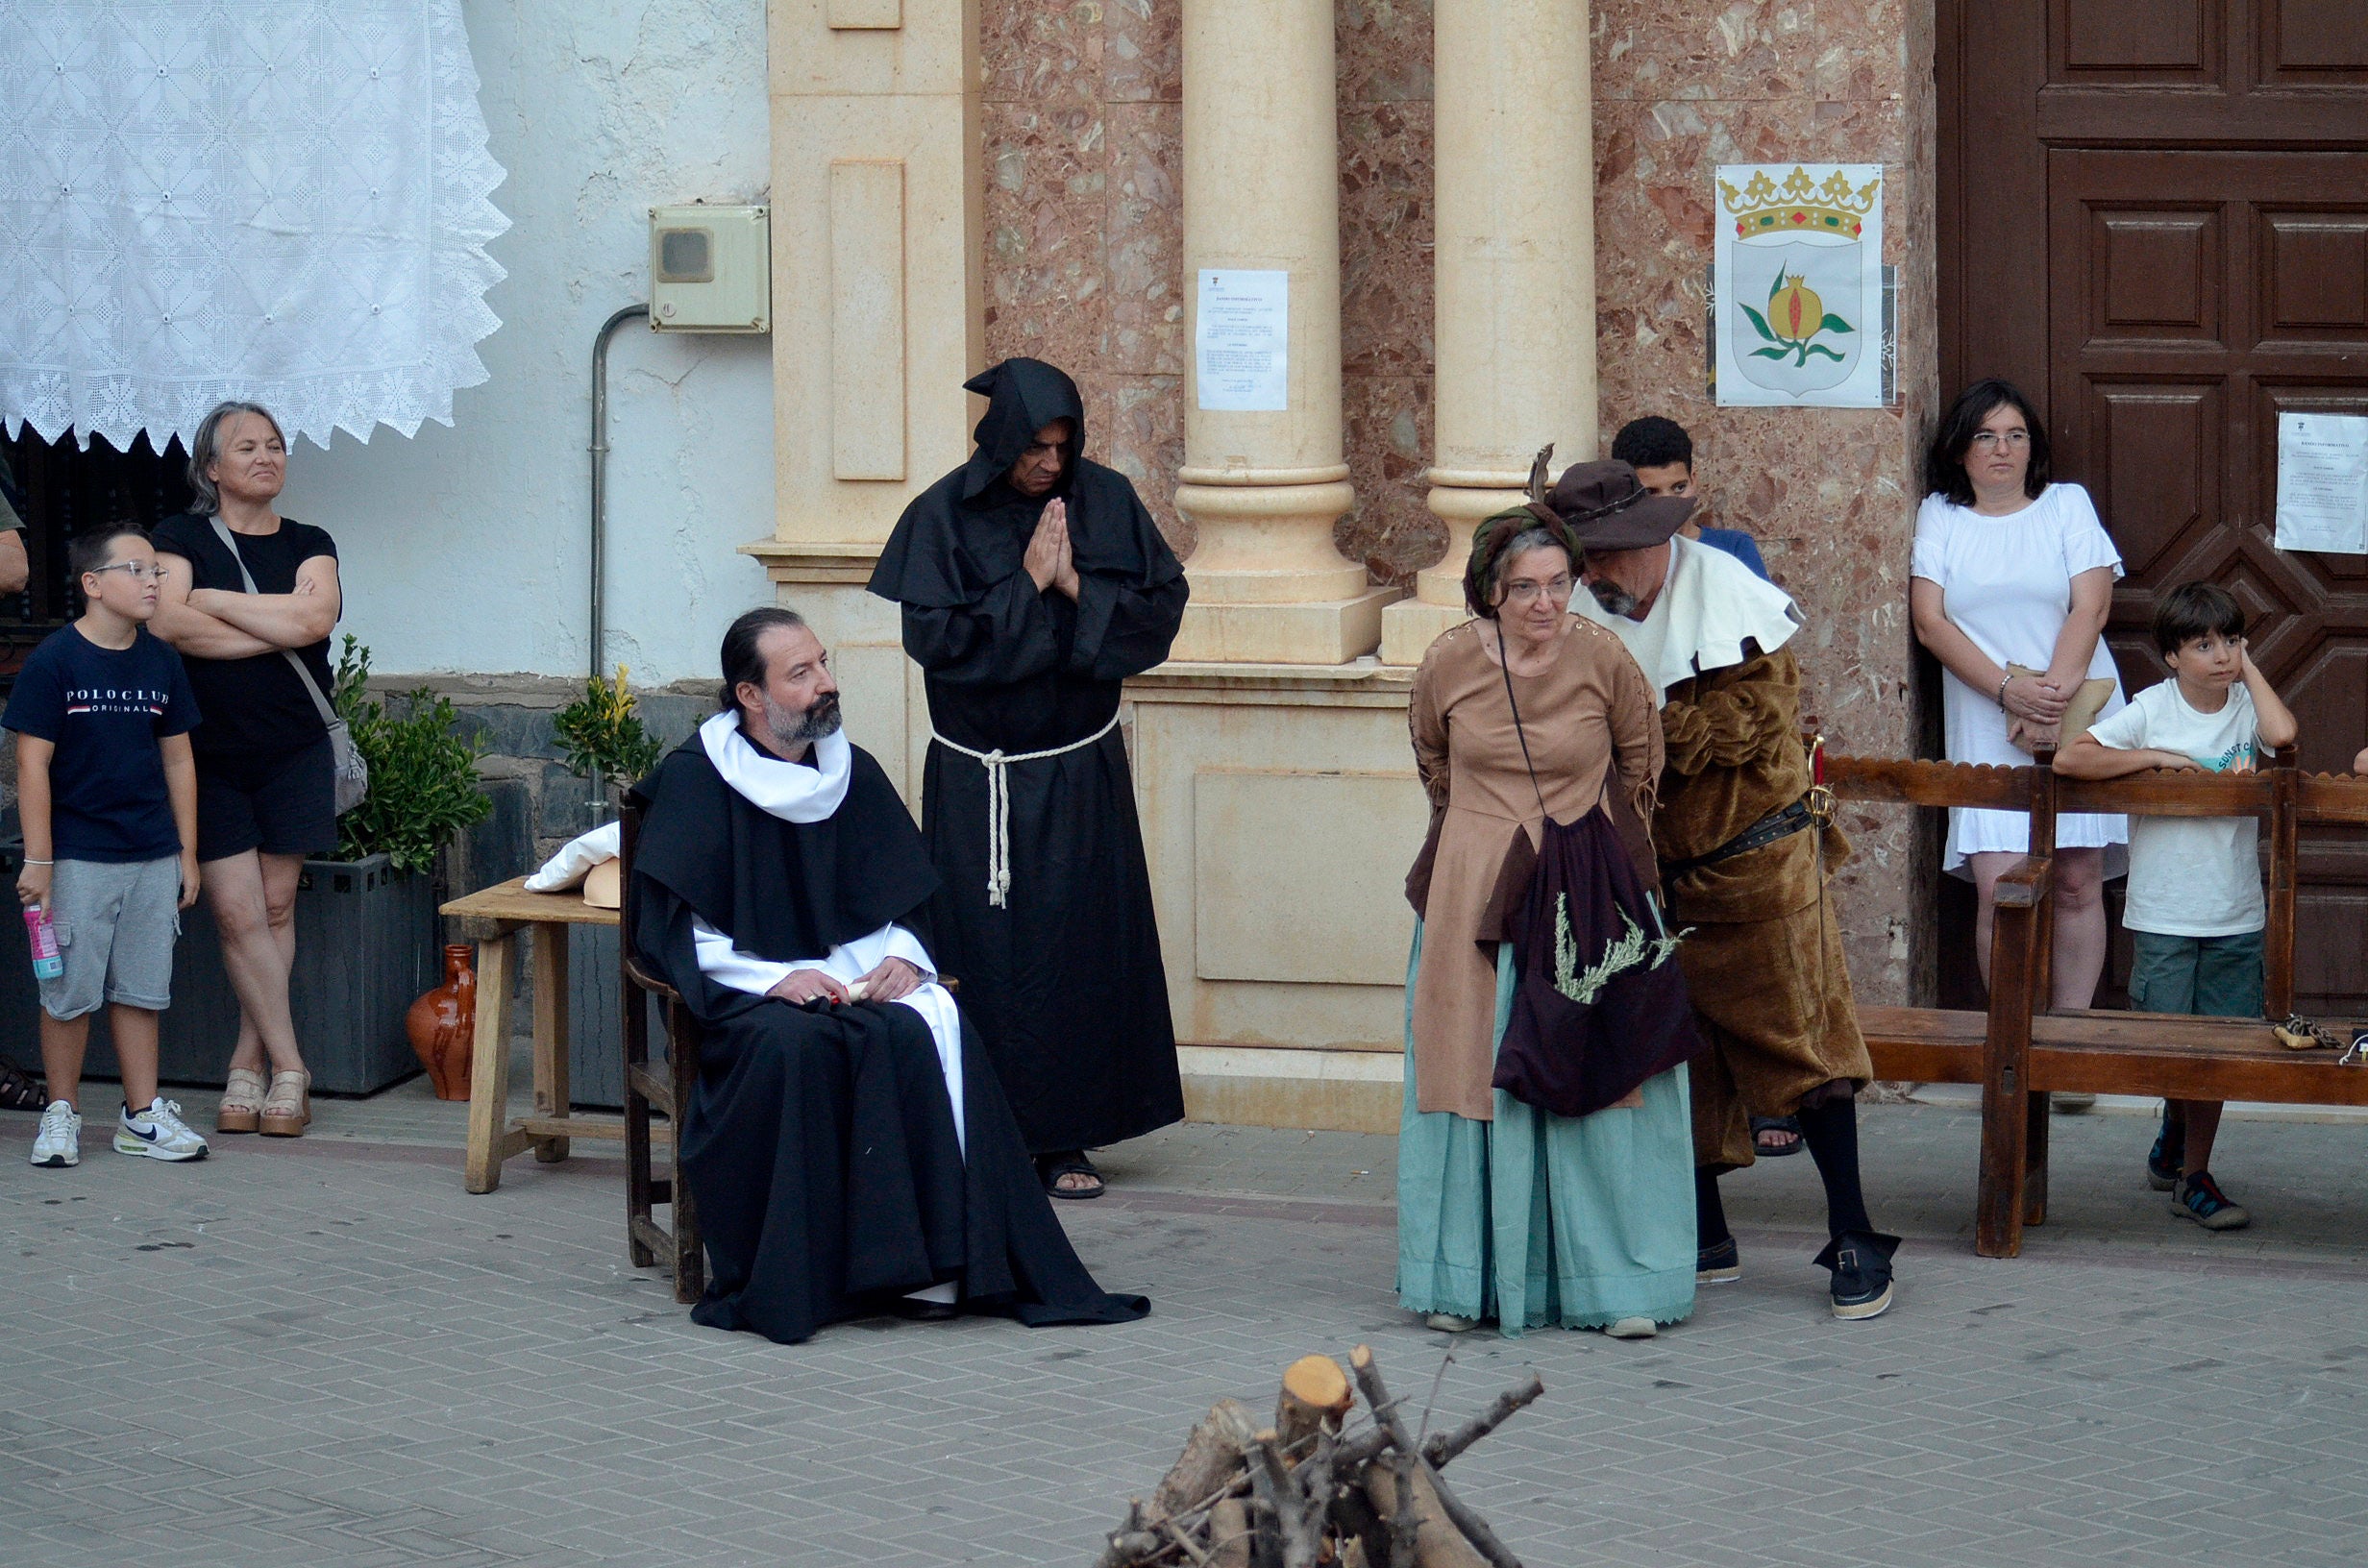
[1494,621,1551,820]
[209,515,341,729]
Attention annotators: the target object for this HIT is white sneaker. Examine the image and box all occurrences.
[30,1100,81,1167]
[114,1099,209,1162]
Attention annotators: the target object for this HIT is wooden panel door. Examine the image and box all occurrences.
[1939,0,2368,1013]
[2051,151,2368,1011]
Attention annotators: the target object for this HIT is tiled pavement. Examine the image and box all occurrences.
[4,1089,2366,1567]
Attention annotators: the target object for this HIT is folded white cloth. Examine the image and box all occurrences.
[524,821,622,893]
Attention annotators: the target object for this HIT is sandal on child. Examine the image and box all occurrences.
[216,1067,268,1134]
[259,1069,310,1138]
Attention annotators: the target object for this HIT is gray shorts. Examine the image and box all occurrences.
[37,856,183,1020]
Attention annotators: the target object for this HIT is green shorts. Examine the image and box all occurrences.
[2126,928,2264,1019]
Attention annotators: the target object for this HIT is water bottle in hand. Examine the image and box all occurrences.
[24,905,62,981]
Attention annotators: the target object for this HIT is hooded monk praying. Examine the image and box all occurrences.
[869,358,1190,1203]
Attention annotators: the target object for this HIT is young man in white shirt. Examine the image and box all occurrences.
[2057,582,2298,1231]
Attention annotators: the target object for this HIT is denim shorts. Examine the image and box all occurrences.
[37,855,183,1020]
[2126,927,2264,1019]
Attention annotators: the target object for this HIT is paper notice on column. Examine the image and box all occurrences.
[1195,270,1289,412]
[2275,412,2368,553]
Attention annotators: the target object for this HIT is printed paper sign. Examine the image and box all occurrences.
[1195,270,1289,412]
[2274,411,2368,554]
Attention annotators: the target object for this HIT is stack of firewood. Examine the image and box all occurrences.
[1091,1344,1542,1568]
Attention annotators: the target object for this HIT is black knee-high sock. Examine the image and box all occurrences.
[1796,1096,1874,1238]
[1694,1166,1732,1248]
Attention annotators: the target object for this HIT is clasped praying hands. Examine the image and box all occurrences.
[1024,498,1082,600]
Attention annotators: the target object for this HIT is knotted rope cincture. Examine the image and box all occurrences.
[929,712,1121,907]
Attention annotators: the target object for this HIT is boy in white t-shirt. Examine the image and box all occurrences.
[2056,582,2298,1232]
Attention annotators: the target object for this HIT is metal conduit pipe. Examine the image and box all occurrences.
[589,304,650,681]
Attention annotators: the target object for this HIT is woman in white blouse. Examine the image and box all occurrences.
[1910,380,2128,1013]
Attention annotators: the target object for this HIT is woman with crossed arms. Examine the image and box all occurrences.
[151,402,344,1140]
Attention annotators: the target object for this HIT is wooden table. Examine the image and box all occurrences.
[440,876,661,1193]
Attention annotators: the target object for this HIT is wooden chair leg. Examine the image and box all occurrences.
[667,1005,704,1306]
[623,971,655,1270]
[2022,1089,2051,1227]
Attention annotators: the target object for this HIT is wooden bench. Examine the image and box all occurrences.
[1826,747,2368,1257]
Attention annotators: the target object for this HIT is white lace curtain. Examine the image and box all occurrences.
[0,0,510,451]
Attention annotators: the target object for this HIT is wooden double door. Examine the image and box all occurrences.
[1940,2,2368,1012]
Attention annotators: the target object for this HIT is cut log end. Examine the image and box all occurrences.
[1281,1354,1352,1414]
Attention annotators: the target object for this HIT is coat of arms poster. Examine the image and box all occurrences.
[1713,163,1885,408]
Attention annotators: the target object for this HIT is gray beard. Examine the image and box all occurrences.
[763,691,843,747]
[1587,579,1640,618]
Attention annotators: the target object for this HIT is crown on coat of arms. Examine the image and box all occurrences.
[1718,166,1879,239]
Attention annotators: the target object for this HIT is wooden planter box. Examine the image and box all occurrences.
[0,847,438,1096]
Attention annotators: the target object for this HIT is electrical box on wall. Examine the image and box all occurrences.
[648,205,771,332]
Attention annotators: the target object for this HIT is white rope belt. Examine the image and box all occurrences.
[930,712,1121,907]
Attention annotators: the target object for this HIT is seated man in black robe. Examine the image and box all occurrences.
[628,605,1148,1345]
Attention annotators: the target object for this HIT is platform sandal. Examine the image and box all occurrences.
[216,1067,267,1134]
[259,1068,310,1138]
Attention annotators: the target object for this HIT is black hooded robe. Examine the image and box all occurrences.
[628,731,1148,1344]
[868,357,1189,1155]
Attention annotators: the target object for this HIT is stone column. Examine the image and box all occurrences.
[744,0,984,801]
[1380,0,1597,665]
[1167,0,1397,666]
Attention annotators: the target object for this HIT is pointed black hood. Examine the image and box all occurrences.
[870,357,1184,613]
[959,357,1085,502]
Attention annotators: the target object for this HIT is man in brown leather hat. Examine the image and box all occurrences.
[1561,458,1898,1322]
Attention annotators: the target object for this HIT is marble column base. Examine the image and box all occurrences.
[1170,586,1400,665]
[1378,596,1477,666]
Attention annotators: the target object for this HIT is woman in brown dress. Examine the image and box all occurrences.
[1398,512,1698,1338]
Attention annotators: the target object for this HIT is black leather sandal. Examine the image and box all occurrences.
[1750,1115,1803,1156]
[1038,1152,1106,1200]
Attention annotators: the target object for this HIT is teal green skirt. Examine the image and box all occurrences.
[1397,921,1698,1335]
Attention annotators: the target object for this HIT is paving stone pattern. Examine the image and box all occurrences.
[4,1104,2366,1567]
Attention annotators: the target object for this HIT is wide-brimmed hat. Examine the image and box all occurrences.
[1546,459,1696,551]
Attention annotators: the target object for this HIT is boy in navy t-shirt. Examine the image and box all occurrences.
[1611,416,1773,581]
[6,525,206,1167]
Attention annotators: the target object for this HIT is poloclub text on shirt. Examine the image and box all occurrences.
[62,684,172,718]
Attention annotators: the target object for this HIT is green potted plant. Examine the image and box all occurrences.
[554,664,666,816]
[551,665,671,1107]
[331,637,495,873]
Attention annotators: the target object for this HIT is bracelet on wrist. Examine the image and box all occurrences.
[1996,673,2013,708]
[22,858,52,866]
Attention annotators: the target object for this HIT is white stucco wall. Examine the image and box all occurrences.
[277,0,775,687]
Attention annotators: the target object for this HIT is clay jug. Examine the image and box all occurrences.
[407,944,478,1101]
